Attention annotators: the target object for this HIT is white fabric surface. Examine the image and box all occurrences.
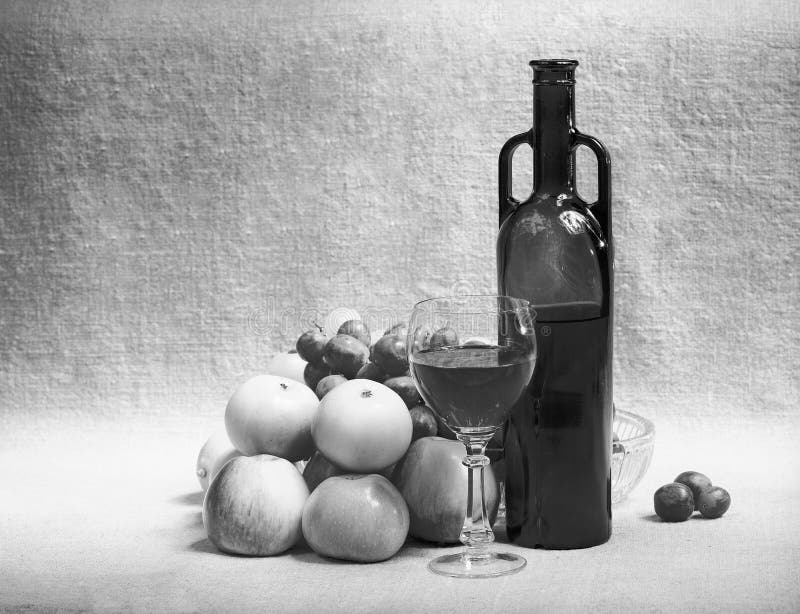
[1,413,798,613]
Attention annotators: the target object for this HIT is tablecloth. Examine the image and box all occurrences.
[2,411,798,613]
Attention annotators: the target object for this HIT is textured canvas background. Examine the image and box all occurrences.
[0,0,798,427]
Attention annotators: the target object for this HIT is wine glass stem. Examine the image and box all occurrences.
[459,436,494,562]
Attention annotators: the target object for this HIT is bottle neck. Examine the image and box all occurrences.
[532,83,576,194]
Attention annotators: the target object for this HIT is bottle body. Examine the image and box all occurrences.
[497,60,613,549]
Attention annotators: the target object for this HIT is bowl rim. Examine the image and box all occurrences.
[614,408,655,445]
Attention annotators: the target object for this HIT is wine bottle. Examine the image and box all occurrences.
[497,59,613,549]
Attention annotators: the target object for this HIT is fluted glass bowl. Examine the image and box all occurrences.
[611,409,655,503]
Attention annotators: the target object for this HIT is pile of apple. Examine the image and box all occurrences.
[195,315,500,563]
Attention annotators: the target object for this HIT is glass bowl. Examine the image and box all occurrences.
[611,408,655,503]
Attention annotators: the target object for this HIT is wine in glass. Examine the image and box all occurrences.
[408,294,536,578]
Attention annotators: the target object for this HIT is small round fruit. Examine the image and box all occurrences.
[303,362,331,390]
[654,483,695,522]
[323,334,370,379]
[674,471,713,510]
[202,455,309,556]
[697,486,731,519]
[410,325,432,352]
[434,412,457,440]
[383,375,423,409]
[296,329,328,364]
[302,450,346,492]
[312,379,412,473]
[370,334,408,376]
[225,374,319,461]
[315,374,348,399]
[196,429,243,491]
[266,351,307,384]
[302,474,409,563]
[409,405,438,441]
[355,362,387,382]
[323,308,360,338]
[384,322,408,337]
[429,326,459,350]
[338,319,371,347]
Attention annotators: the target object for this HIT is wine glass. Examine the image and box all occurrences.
[407,294,536,578]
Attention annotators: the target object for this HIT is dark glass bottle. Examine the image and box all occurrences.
[497,59,613,549]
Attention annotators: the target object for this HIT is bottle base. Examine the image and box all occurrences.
[511,533,612,550]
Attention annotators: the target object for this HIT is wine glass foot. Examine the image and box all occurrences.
[427,551,526,578]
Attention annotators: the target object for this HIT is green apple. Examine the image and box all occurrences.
[203,455,309,555]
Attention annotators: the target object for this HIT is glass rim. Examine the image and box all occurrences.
[411,293,533,311]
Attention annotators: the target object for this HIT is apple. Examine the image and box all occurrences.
[225,374,319,461]
[391,436,500,544]
[196,429,243,491]
[312,379,412,473]
[302,474,409,562]
[266,351,308,384]
[203,455,309,556]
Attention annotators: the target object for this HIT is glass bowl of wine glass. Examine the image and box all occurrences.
[611,408,655,503]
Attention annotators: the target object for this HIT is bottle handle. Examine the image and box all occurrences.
[498,130,532,227]
[572,131,612,238]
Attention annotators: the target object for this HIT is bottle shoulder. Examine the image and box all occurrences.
[499,194,608,251]
[497,193,612,318]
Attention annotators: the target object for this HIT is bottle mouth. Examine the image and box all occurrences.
[529,59,578,85]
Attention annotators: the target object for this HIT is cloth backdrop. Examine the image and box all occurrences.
[0,0,797,430]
